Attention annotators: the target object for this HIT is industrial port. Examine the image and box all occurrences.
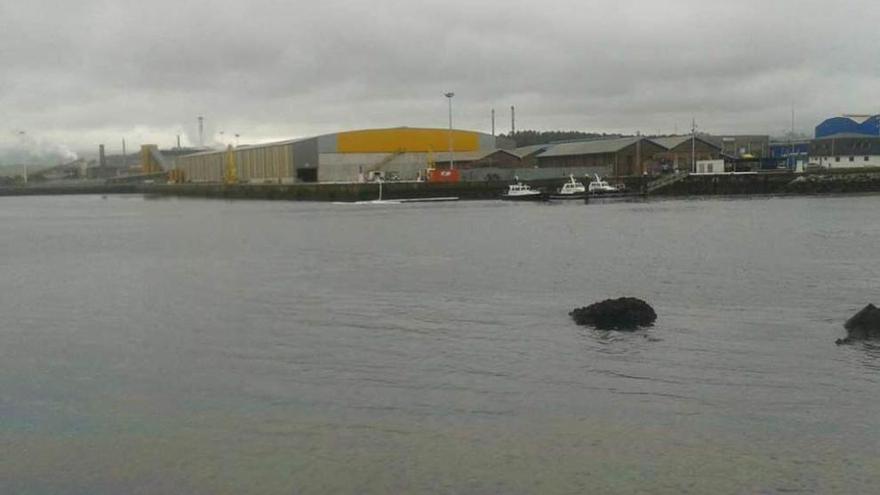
[5,113,880,201]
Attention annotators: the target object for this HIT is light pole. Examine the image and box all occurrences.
[444,92,455,169]
[17,130,27,183]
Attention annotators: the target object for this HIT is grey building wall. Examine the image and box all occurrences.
[293,138,319,169]
[317,134,338,154]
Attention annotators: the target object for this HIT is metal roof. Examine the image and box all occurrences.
[433,149,518,162]
[536,137,642,158]
[813,132,880,140]
[511,144,550,158]
[651,135,720,150]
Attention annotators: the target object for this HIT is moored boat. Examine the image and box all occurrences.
[501,178,546,201]
[587,174,620,194]
[549,175,586,200]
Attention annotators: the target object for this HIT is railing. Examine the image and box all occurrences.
[646,171,689,193]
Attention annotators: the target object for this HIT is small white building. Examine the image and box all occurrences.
[693,159,727,175]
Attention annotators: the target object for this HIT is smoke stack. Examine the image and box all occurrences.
[99,144,106,168]
[511,106,516,135]
[491,108,495,137]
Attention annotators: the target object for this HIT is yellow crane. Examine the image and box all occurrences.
[224,145,238,184]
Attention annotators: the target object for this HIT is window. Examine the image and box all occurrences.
[850,156,855,162]
[835,157,841,162]
[866,156,871,162]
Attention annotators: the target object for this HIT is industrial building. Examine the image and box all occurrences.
[769,140,809,170]
[432,149,522,169]
[707,135,770,158]
[815,115,880,139]
[535,137,666,176]
[809,134,880,168]
[651,135,722,172]
[173,127,508,184]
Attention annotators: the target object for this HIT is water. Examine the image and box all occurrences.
[1,194,879,494]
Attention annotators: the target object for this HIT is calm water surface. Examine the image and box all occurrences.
[1,194,879,494]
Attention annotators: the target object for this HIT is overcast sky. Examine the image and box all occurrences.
[2,0,879,163]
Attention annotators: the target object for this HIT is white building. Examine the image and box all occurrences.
[693,159,727,175]
[809,134,880,169]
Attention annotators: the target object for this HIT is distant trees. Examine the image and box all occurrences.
[500,130,623,147]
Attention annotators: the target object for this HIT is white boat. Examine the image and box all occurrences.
[501,178,546,201]
[588,174,620,194]
[549,175,586,199]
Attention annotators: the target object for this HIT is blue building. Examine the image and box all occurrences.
[815,115,880,138]
[769,141,810,170]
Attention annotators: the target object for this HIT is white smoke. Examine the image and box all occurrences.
[0,130,79,167]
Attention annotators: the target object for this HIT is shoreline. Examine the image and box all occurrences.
[2,170,880,202]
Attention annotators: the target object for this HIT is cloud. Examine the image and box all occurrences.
[2,0,879,161]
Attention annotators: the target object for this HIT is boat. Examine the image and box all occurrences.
[549,175,586,200]
[583,175,645,203]
[587,174,620,194]
[501,178,546,201]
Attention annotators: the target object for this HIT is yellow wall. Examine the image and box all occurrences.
[336,128,480,153]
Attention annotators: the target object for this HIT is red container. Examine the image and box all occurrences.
[427,168,461,183]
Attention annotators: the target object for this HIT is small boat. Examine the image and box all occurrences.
[501,178,546,201]
[588,174,620,194]
[549,175,586,200]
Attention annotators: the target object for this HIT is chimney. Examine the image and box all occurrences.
[511,106,516,135]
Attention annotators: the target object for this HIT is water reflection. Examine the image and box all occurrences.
[859,342,880,372]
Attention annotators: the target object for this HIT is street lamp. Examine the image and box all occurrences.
[444,92,455,169]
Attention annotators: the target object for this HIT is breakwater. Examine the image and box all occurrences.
[651,170,880,196]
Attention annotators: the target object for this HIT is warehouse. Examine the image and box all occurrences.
[535,137,666,177]
[173,127,507,184]
[810,134,880,168]
[652,135,722,172]
[432,149,521,169]
[815,114,880,139]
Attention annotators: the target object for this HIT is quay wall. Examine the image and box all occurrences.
[142,181,519,201]
[651,171,880,196]
[5,171,880,201]
[0,184,140,197]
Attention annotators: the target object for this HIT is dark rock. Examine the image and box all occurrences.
[570,297,657,330]
[837,304,880,345]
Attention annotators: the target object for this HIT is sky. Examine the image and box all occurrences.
[2,0,879,164]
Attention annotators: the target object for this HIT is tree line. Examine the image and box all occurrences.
[499,130,623,147]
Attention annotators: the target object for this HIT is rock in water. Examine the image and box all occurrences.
[837,303,880,345]
[570,297,657,330]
